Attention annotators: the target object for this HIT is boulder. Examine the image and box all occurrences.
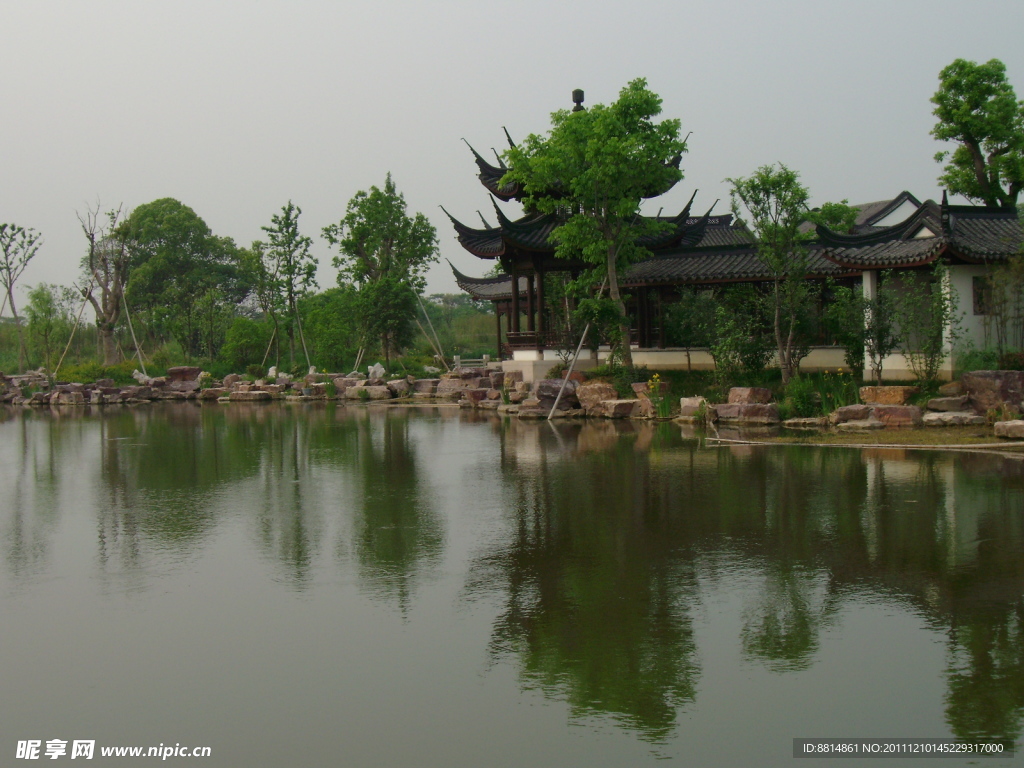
[386,379,410,397]
[576,381,619,413]
[507,390,526,404]
[502,371,524,389]
[927,396,969,412]
[497,403,520,414]
[463,388,490,405]
[436,378,469,397]
[362,385,392,400]
[715,403,781,424]
[836,419,885,431]
[52,390,85,406]
[962,371,1024,413]
[728,387,773,405]
[589,399,640,419]
[486,389,502,400]
[95,378,116,388]
[831,404,873,424]
[230,391,272,403]
[859,385,919,405]
[167,379,200,393]
[938,381,965,397]
[223,373,242,389]
[783,417,828,429]
[367,362,386,379]
[994,420,1024,439]
[412,378,439,394]
[678,396,711,418]
[870,404,923,427]
[535,378,578,407]
[477,399,501,410]
[923,411,986,427]
[488,372,504,390]
[166,366,203,382]
[199,388,227,400]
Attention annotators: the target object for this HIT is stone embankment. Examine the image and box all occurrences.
[3,365,1024,438]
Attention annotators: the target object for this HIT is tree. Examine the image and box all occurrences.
[895,263,963,385]
[260,201,318,368]
[931,58,1024,207]
[826,275,900,382]
[78,203,130,365]
[728,164,856,383]
[502,79,686,367]
[119,199,244,361]
[0,222,43,372]
[322,174,438,367]
[26,283,75,371]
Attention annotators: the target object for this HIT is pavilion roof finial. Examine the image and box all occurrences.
[572,89,585,112]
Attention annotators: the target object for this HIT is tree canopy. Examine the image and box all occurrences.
[931,58,1024,207]
[502,78,686,366]
[322,174,438,366]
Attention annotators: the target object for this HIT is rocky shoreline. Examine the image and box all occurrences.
[3,364,1023,440]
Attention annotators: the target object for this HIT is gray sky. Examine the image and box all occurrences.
[2,0,1023,314]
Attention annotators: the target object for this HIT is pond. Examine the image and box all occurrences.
[1,402,1022,766]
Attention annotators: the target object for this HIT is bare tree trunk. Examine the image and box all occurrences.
[607,246,632,367]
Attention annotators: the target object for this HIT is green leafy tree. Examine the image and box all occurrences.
[322,174,438,367]
[260,201,318,368]
[931,58,1024,208]
[826,275,900,381]
[25,283,75,370]
[120,199,244,361]
[502,78,686,367]
[664,287,718,372]
[895,263,963,384]
[728,164,855,383]
[299,286,362,371]
[0,222,43,371]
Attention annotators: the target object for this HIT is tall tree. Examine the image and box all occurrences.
[0,222,43,371]
[119,198,243,361]
[78,203,130,365]
[25,283,75,371]
[502,78,686,367]
[931,58,1024,207]
[322,174,438,367]
[260,201,317,368]
[728,164,855,383]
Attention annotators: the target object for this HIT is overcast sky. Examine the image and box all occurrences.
[2,0,1023,314]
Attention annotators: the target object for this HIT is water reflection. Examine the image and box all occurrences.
[0,405,1022,750]
[483,419,1024,744]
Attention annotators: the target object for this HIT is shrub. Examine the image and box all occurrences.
[781,376,819,418]
[998,351,1024,371]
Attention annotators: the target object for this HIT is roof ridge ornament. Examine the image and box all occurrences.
[941,190,951,235]
[572,89,585,112]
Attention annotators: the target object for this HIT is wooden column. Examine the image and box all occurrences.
[510,263,520,333]
[657,288,666,349]
[536,267,546,340]
[495,308,503,358]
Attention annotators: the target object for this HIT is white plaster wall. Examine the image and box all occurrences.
[948,264,992,350]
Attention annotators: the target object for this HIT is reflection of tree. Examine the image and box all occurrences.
[945,605,1024,746]
[471,433,700,743]
[351,408,442,612]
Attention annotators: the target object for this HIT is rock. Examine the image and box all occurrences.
[132,369,150,384]
[576,381,619,413]
[166,366,203,382]
[52,390,85,406]
[535,378,579,408]
[962,371,1024,413]
[508,391,526,404]
[463,388,490,405]
[678,396,712,420]
[715,403,781,424]
[486,389,502,400]
[836,419,885,431]
[386,379,410,397]
[412,378,439,395]
[517,407,547,419]
[994,420,1024,439]
[477,399,501,410]
[275,375,292,386]
[423,366,440,374]
[230,390,272,401]
[938,381,965,397]
[870,404,923,427]
[497,403,520,414]
[502,371,524,388]
[346,371,367,380]
[95,378,116,388]
[514,381,530,393]
[199,388,227,400]
[831,404,873,424]
[728,387,773,404]
[267,366,278,379]
[436,378,469,397]
[362,385,392,400]
[859,385,919,405]
[488,372,504,390]
[167,379,199,393]
[927,396,969,412]
[223,373,242,389]
[783,417,828,429]
[923,411,986,426]
[589,399,640,419]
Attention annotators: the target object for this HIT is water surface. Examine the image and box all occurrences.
[1,403,1022,766]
